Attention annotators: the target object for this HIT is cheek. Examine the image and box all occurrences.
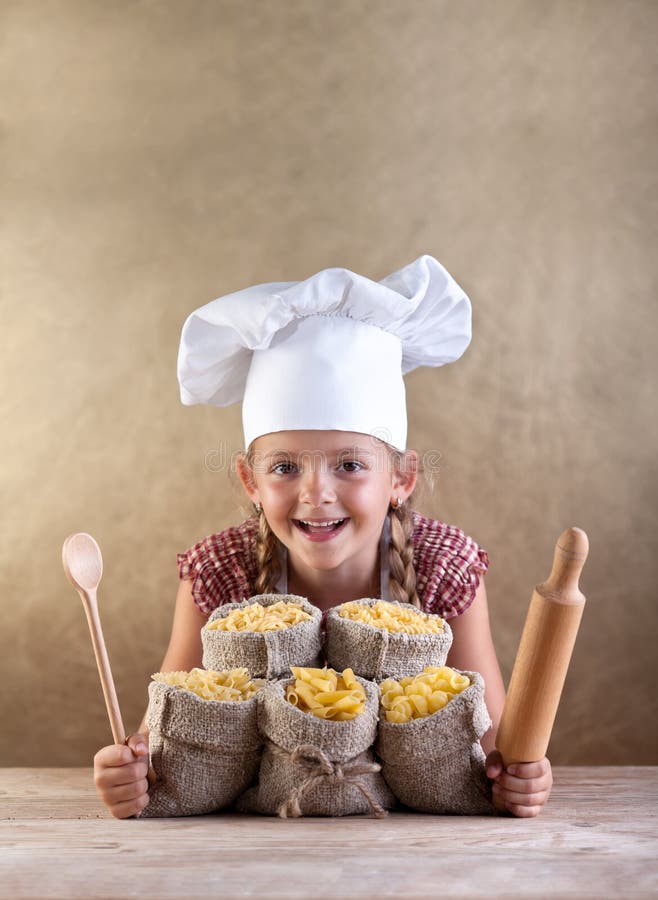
[345,481,391,514]
[258,481,295,510]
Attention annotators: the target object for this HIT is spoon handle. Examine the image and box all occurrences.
[80,587,126,745]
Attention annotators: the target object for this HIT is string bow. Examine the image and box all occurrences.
[274,742,388,819]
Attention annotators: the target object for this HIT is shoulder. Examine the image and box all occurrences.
[176,518,260,615]
[411,510,490,620]
[411,511,486,561]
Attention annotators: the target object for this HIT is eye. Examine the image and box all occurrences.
[270,461,297,475]
[337,460,364,473]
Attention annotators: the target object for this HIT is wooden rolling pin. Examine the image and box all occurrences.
[495,527,589,765]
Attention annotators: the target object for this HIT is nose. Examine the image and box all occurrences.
[298,468,337,507]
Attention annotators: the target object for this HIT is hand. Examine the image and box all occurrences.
[485,750,552,817]
[93,733,150,819]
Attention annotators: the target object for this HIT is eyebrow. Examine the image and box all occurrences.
[262,448,377,460]
[336,448,376,457]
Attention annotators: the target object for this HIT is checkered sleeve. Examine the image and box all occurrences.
[176,518,260,616]
[412,512,490,619]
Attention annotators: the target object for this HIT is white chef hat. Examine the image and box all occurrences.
[177,254,471,451]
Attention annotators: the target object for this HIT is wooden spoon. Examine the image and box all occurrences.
[62,532,126,744]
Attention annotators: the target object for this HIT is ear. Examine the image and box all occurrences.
[235,453,261,506]
[391,449,418,501]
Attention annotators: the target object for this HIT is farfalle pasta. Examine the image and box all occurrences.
[151,667,264,702]
[141,667,262,818]
[379,666,471,722]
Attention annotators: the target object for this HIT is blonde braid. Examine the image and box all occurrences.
[253,506,282,595]
[387,502,420,608]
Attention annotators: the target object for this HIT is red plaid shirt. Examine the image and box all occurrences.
[177,511,489,620]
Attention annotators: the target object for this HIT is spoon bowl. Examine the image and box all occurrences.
[62,532,125,745]
[62,532,103,592]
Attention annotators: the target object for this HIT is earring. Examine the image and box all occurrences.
[254,502,262,513]
[391,497,403,510]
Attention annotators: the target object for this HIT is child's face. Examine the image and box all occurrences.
[238,430,417,578]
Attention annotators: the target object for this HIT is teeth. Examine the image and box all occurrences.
[298,519,345,527]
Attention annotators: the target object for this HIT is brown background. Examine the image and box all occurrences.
[2,0,656,766]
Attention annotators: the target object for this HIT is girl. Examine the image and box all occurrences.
[93,255,553,819]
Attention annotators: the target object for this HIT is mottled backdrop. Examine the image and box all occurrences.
[1,0,656,765]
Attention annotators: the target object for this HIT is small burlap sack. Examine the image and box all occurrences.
[237,677,396,818]
[375,669,495,815]
[325,599,453,681]
[139,680,262,818]
[202,594,323,679]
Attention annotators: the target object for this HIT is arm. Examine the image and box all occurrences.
[446,577,552,817]
[94,578,207,818]
[136,578,208,734]
[445,577,506,755]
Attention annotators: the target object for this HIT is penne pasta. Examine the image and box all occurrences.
[285,666,367,720]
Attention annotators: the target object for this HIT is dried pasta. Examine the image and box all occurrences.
[379,666,471,723]
[286,666,366,720]
[205,600,311,633]
[338,600,445,634]
[152,667,265,702]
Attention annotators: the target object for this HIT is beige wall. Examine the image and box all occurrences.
[2,0,656,766]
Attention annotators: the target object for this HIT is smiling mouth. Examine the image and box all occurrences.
[293,518,348,534]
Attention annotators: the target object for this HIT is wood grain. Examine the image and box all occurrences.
[1,767,656,899]
[496,527,588,765]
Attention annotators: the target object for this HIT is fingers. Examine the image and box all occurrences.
[488,757,553,817]
[108,792,150,820]
[100,777,149,805]
[94,734,149,768]
[506,760,551,780]
[93,734,151,819]
[124,733,149,765]
[492,781,550,808]
[484,749,504,780]
[94,742,135,768]
[485,750,505,811]
[94,758,148,790]
[127,733,149,757]
[497,771,552,796]
[504,803,544,818]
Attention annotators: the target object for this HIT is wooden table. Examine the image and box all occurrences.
[1,767,656,899]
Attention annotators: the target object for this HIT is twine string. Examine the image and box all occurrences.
[268,741,388,819]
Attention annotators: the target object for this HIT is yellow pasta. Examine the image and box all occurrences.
[379,666,471,722]
[286,666,366,720]
[152,667,265,702]
[205,600,311,633]
[338,600,445,634]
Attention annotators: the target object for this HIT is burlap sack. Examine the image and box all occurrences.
[202,594,323,679]
[237,676,396,818]
[139,680,262,818]
[375,669,495,815]
[325,599,453,680]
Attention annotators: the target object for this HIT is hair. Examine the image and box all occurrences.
[253,503,282,595]
[387,500,420,607]
[244,440,422,607]
[250,501,420,606]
